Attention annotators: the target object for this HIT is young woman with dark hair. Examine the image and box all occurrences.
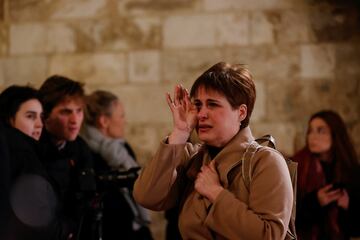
[293,110,360,240]
[0,85,58,240]
[0,85,43,140]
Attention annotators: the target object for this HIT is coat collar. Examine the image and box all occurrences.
[205,126,254,187]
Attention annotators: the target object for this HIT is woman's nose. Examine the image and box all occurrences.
[197,107,208,119]
[36,117,43,128]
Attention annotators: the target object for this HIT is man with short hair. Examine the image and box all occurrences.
[38,75,96,240]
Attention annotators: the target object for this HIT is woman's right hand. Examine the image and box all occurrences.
[317,184,342,207]
[166,85,197,144]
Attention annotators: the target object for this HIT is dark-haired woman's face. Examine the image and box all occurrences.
[307,117,332,155]
[11,99,43,140]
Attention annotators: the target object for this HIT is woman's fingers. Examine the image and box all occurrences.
[174,85,182,106]
[165,92,175,110]
[322,184,333,192]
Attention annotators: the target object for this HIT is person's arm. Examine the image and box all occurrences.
[133,139,198,211]
[204,148,293,239]
[133,85,198,210]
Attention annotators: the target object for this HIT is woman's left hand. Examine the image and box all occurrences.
[337,189,349,210]
[195,161,223,203]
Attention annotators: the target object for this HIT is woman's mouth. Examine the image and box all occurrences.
[198,124,212,132]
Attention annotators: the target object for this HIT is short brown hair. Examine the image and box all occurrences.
[39,75,85,119]
[190,62,256,129]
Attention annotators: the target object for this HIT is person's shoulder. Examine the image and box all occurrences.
[291,147,311,163]
[70,135,94,165]
[65,135,92,153]
[74,135,90,147]
[257,146,284,160]
[253,146,288,171]
[4,125,38,152]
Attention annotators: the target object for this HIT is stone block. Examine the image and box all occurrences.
[250,11,275,45]
[301,44,335,79]
[129,50,160,83]
[162,49,224,86]
[308,5,360,42]
[164,13,250,48]
[266,80,333,121]
[49,53,126,86]
[118,0,200,15]
[204,0,302,11]
[10,23,45,55]
[163,14,216,48]
[100,85,173,124]
[1,56,47,86]
[328,77,360,123]
[0,59,4,86]
[251,80,266,122]
[252,121,298,156]
[266,80,299,121]
[9,0,54,21]
[0,24,7,56]
[216,13,249,46]
[10,23,76,55]
[275,10,312,43]
[71,17,161,52]
[225,45,300,81]
[131,17,161,48]
[126,124,159,152]
[51,0,107,20]
[336,43,360,79]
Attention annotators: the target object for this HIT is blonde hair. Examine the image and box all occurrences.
[85,90,119,126]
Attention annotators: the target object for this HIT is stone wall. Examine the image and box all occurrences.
[1,0,359,239]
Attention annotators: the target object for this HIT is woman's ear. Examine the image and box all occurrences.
[97,115,109,130]
[238,104,247,122]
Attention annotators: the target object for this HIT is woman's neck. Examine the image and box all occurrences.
[208,145,223,159]
[317,151,332,163]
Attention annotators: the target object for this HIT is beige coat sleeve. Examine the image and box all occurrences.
[133,140,199,211]
[205,148,293,240]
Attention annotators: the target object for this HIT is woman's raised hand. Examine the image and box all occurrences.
[166,84,197,144]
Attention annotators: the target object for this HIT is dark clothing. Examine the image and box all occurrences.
[165,206,182,240]
[39,129,96,240]
[293,148,360,240]
[0,122,11,237]
[0,123,58,240]
[91,143,153,240]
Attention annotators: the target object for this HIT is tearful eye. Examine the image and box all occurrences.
[208,103,217,107]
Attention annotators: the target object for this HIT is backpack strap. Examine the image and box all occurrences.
[255,134,276,149]
[241,135,275,191]
[242,141,261,190]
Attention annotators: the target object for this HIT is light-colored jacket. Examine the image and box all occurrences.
[80,124,151,228]
[134,127,293,240]
[81,124,138,171]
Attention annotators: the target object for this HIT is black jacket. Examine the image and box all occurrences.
[0,123,57,240]
[39,129,96,239]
